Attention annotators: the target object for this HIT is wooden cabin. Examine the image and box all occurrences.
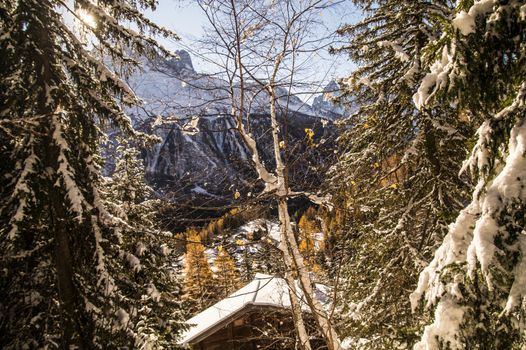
[179,273,328,350]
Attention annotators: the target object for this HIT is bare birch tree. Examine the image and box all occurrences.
[195,1,343,349]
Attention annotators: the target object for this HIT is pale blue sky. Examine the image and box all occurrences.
[144,0,361,95]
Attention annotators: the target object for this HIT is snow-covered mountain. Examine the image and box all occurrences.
[125,51,343,201]
[312,80,347,119]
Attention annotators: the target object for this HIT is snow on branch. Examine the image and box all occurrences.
[91,214,117,296]
[413,44,457,110]
[55,18,140,106]
[468,117,526,281]
[410,203,478,310]
[461,83,526,181]
[289,191,333,211]
[52,110,91,218]
[452,0,496,36]
[7,144,38,240]
[411,80,526,344]
[414,297,468,350]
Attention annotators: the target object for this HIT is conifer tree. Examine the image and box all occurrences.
[213,245,241,298]
[240,247,255,283]
[0,0,183,347]
[103,138,186,345]
[105,137,157,217]
[298,208,322,274]
[332,1,472,348]
[410,1,526,348]
[183,229,216,313]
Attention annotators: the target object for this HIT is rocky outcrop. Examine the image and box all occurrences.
[125,51,341,202]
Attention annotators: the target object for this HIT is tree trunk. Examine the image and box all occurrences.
[48,156,78,348]
[278,199,342,350]
[280,231,313,350]
[33,14,79,348]
[268,86,342,350]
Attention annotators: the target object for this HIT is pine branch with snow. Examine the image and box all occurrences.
[331,1,473,348]
[411,2,526,349]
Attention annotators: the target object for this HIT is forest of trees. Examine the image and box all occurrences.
[1,0,525,349]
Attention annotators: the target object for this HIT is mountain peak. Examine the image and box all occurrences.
[312,80,344,120]
[159,50,196,76]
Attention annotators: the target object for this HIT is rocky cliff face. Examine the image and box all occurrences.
[125,51,343,203]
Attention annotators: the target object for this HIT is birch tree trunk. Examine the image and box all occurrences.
[196,2,343,347]
[34,21,79,347]
[280,240,313,350]
[268,85,342,350]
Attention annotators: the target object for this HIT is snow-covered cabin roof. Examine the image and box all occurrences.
[179,273,329,345]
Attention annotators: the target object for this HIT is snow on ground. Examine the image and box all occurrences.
[236,219,267,236]
[190,185,218,197]
[204,248,217,267]
[313,231,325,249]
[265,220,281,242]
[181,219,282,274]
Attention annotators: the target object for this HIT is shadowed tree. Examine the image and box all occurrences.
[0,0,185,347]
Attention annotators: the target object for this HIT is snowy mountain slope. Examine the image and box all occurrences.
[180,218,289,281]
[127,51,324,120]
[125,51,342,200]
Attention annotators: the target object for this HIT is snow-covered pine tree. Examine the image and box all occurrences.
[103,137,186,346]
[213,245,241,299]
[183,229,217,313]
[331,1,473,348]
[105,137,157,216]
[0,0,184,348]
[410,1,526,348]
